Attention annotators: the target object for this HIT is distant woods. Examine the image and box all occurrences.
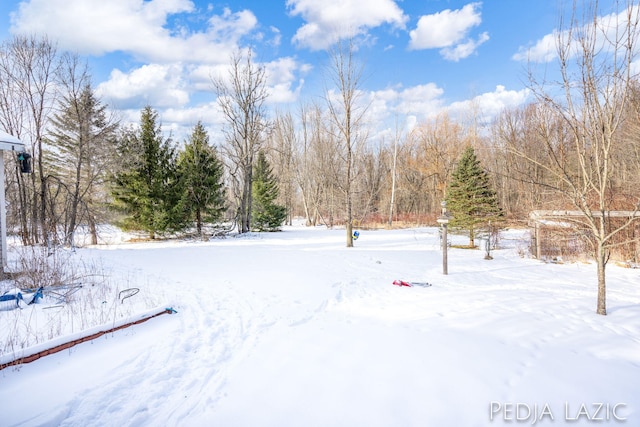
[1,1,640,253]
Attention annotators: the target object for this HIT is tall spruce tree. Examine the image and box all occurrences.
[445,146,502,247]
[177,122,226,236]
[110,106,181,239]
[48,82,117,245]
[252,151,286,231]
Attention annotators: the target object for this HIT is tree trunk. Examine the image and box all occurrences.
[239,166,252,233]
[196,208,202,236]
[16,168,31,245]
[66,165,82,246]
[345,133,353,247]
[31,170,40,244]
[88,214,97,245]
[346,192,353,247]
[388,133,398,227]
[596,243,607,315]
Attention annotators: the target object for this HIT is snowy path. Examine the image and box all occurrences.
[1,226,639,426]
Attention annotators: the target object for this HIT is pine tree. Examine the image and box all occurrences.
[445,146,502,247]
[177,122,226,236]
[252,151,286,231]
[48,83,117,245]
[110,106,181,238]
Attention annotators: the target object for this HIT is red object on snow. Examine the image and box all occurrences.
[392,280,412,287]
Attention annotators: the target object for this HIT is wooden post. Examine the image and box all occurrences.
[442,222,448,275]
[437,201,451,275]
[535,221,542,260]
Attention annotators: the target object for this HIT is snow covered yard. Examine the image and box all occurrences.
[1,225,639,426]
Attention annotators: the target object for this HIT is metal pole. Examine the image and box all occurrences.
[442,223,448,275]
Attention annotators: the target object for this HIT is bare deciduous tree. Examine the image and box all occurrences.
[387,119,403,227]
[293,102,335,226]
[325,39,368,247]
[0,35,59,245]
[512,0,640,315]
[491,105,557,217]
[0,39,30,243]
[214,50,270,234]
[268,111,297,225]
[400,113,465,217]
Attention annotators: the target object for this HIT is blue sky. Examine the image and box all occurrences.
[0,0,585,140]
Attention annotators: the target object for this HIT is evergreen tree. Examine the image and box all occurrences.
[110,106,181,238]
[252,151,286,231]
[177,122,226,236]
[48,83,117,245]
[445,146,502,247]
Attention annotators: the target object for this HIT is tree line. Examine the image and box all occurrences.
[1,1,640,315]
[0,35,545,247]
[0,38,286,244]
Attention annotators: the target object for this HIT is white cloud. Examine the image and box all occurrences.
[95,64,189,109]
[448,85,530,124]
[187,64,231,92]
[206,7,258,46]
[408,2,487,60]
[116,102,226,144]
[362,84,530,140]
[513,5,640,63]
[395,84,446,117]
[363,83,446,136]
[162,102,226,142]
[442,32,489,62]
[268,26,282,48]
[10,0,257,64]
[202,54,309,105]
[287,0,407,50]
[163,103,221,127]
[512,32,558,63]
[97,55,309,113]
[265,57,308,104]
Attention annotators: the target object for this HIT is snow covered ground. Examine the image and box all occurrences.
[1,225,639,426]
